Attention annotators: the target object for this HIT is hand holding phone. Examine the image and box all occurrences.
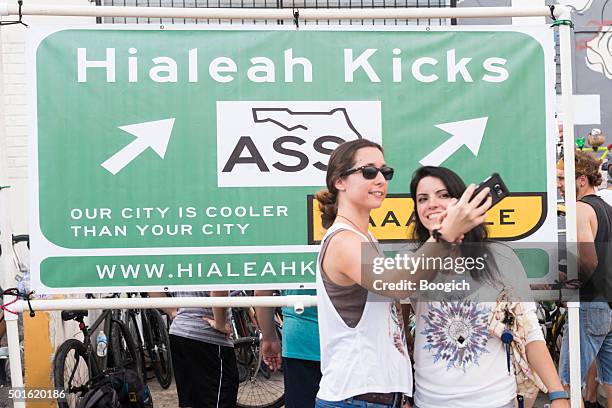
[472,173,509,207]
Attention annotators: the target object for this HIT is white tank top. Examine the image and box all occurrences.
[316,222,413,401]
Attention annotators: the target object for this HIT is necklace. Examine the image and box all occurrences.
[335,214,378,252]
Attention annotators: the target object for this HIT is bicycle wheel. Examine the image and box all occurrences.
[108,318,140,372]
[145,309,173,389]
[126,310,147,381]
[550,313,566,364]
[234,337,284,408]
[53,339,91,408]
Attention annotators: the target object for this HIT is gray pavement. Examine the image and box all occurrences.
[148,378,179,408]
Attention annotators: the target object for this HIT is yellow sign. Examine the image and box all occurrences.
[308,193,546,243]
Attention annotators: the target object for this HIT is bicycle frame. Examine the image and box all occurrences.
[120,294,173,388]
[10,234,29,288]
[123,293,156,350]
[126,308,154,367]
[74,308,116,378]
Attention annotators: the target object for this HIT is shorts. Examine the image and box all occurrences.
[413,402,513,408]
[170,334,238,408]
[315,396,402,408]
[284,357,322,408]
[559,302,612,385]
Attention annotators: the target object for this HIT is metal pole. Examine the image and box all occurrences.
[0,188,25,408]
[449,0,457,25]
[0,3,551,19]
[0,12,25,405]
[95,0,102,24]
[555,4,581,407]
[10,295,318,313]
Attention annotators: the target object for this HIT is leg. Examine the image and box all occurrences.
[190,342,238,408]
[215,345,239,408]
[170,334,195,408]
[585,361,599,404]
[603,384,612,408]
[595,312,612,408]
[559,305,608,390]
[283,357,322,408]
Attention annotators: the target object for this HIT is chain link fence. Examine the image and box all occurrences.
[97,0,456,25]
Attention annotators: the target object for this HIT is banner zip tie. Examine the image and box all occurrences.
[0,1,29,27]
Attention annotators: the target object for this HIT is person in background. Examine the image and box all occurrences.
[570,155,612,408]
[255,290,321,408]
[597,165,612,205]
[557,151,612,408]
[150,291,238,408]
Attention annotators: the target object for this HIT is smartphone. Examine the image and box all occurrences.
[473,173,509,207]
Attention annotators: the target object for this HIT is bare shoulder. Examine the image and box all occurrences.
[576,201,597,220]
[325,229,366,258]
[577,201,598,237]
[322,229,367,285]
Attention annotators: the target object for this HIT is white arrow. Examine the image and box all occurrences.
[419,117,488,167]
[101,118,175,175]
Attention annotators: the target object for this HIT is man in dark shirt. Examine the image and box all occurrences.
[557,150,612,408]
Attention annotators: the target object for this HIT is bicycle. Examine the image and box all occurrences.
[230,290,284,408]
[536,277,580,365]
[0,234,30,386]
[52,295,139,408]
[10,234,30,290]
[544,301,567,364]
[119,293,173,389]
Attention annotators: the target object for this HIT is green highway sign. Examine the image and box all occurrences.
[28,26,558,292]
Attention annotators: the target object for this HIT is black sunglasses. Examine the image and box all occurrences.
[341,165,394,181]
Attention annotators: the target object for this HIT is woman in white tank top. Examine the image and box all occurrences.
[313,140,495,408]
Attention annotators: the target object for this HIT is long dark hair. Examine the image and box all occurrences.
[409,166,499,284]
[315,139,383,229]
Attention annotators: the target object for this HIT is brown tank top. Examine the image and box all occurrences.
[319,228,368,328]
